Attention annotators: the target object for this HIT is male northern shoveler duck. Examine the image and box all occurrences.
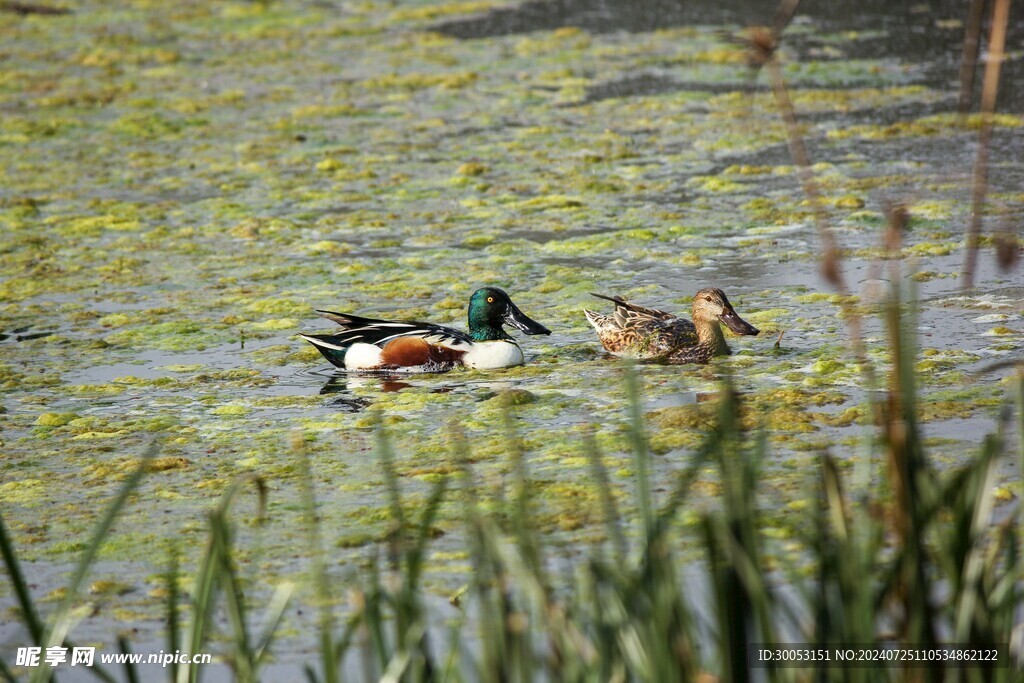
[300,287,551,372]
[583,288,759,364]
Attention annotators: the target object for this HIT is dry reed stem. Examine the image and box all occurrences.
[962,0,1010,289]
[957,0,988,114]
[761,51,877,389]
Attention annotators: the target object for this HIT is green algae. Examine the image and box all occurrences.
[103,321,231,352]
[211,403,251,417]
[918,401,976,421]
[688,176,745,194]
[0,0,1017,659]
[0,479,49,506]
[88,580,134,597]
[828,112,1024,141]
[35,412,80,427]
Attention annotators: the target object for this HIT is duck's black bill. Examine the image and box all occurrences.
[720,310,759,336]
[504,303,552,335]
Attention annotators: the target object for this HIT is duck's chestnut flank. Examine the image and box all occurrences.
[300,287,550,372]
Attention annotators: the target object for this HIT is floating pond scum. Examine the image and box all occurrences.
[0,0,1023,680]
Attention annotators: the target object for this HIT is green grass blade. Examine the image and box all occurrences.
[253,581,296,665]
[165,547,181,683]
[183,473,265,683]
[0,511,45,644]
[183,524,220,683]
[117,635,139,683]
[408,475,448,591]
[291,432,337,683]
[29,441,156,683]
[1017,368,1024,512]
[379,621,426,683]
[954,434,1000,642]
[376,418,407,560]
[332,611,363,673]
[0,657,18,683]
[623,361,654,541]
[583,428,627,560]
[211,514,254,680]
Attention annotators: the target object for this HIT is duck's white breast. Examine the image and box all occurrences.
[462,341,524,369]
[345,342,384,369]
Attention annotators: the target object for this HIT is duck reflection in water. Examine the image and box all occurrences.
[318,373,459,411]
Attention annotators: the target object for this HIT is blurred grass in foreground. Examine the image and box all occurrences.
[2,275,1022,682]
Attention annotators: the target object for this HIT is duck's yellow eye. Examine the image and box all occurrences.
[487,296,494,303]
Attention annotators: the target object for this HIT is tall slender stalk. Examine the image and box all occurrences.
[24,443,157,683]
[292,432,337,683]
[963,0,1011,289]
[623,362,654,540]
[957,0,988,114]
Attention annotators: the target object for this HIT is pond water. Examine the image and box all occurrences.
[1,0,1021,676]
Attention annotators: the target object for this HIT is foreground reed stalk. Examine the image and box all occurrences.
[962,0,1011,289]
[957,0,988,114]
[741,5,878,394]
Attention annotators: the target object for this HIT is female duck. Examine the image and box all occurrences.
[301,287,551,372]
[584,287,759,364]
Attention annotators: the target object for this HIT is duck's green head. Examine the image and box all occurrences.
[468,287,552,341]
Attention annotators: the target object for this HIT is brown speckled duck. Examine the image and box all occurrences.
[583,288,760,364]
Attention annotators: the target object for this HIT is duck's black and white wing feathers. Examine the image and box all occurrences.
[315,310,474,349]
